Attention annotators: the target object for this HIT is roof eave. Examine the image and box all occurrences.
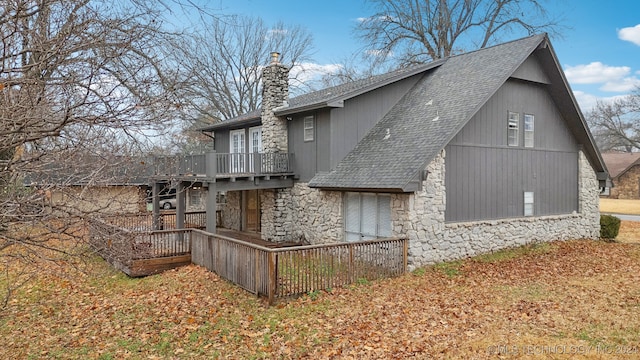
[307,183,410,193]
[197,116,262,132]
[274,101,343,116]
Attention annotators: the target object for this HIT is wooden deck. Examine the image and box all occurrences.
[125,255,192,277]
[215,228,301,248]
[89,219,408,305]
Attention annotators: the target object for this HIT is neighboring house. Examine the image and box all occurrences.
[601,152,640,198]
[24,156,151,214]
[25,155,208,214]
[174,34,607,269]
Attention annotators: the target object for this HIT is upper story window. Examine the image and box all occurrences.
[303,115,314,142]
[524,114,534,148]
[507,111,519,146]
[249,126,262,153]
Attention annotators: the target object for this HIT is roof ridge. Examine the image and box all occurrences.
[448,33,547,60]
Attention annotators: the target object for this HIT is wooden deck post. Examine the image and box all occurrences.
[151,182,161,230]
[403,238,408,273]
[268,251,276,305]
[176,182,186,243]
[205,151,217,234]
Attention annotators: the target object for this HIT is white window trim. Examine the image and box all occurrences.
[303,115,314,142]
[344,192,392,242]
[508,111,519,147]
[248,126,262,153]
[524,114,534,148]
[229,129,246,173]
[524,191,534,216]
[230,129,245,153]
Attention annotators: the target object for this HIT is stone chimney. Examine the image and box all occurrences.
[261,52,290,153]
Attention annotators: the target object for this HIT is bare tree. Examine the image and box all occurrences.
[587,90,640,153]
[356,0,562,66]
[166,15,315,125]
[0,0,183,306]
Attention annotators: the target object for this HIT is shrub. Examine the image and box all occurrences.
[600,215,621,241]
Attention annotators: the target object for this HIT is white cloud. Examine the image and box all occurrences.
[618,24,640,46]
[572,91,628,113]
[601,77,640,92]
[564,62,630,84]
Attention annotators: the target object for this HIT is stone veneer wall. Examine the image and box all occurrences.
[220,191,241,231]
[394,150,600,271]
[609,165,640,199]
[261,184,343,244]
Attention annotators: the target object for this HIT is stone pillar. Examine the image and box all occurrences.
[577,150,600,238]
[261,52,289,153]
[259,52,293,242]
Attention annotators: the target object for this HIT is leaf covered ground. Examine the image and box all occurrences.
[2,233,640,359]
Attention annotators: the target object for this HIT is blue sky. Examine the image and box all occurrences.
[203,0,640,112]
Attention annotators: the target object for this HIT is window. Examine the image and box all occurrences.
[230,129,245,172]
[524,191,534,216]
[507,111,519,146]
[249,126,262,153]
[344,192,392,241]
[303,115,314,142]
[189,188,201,207]
[524,114,534,148]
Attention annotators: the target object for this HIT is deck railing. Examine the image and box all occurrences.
[104,211,206,232]
[153,153,294,177]
[88,219,192,275]
[191,230,407,304]
[89,220,407,304]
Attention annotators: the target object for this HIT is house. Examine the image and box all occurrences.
[177,34,607,269]
[601,151,640,198]
[26,155,208,215]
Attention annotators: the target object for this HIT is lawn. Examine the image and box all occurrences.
[600,198,640,215]
[2,232,640,359]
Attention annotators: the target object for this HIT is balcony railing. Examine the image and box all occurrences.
[153,153,294,177]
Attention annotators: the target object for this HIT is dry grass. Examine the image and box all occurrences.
[616,220,640,244]
[2,239,640,359]
[600,198,640,215]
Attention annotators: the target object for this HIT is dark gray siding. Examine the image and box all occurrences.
[214,129,230,153]
[329,74,422,169]
[445,78,579,222]
[511,54,550,84]
[445,146,578,221]
[449,79,577,151]
[288,110,331,181]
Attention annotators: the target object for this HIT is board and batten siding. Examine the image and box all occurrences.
[328,74,422,170]
[288,110,331,182]
[445,78,579,222]
[214,128,230,154]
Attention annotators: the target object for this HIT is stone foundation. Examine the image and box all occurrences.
[261,183,343,244]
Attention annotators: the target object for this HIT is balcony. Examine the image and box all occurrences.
[152,152,295,179]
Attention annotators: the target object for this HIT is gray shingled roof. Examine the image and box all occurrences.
[309,34,547,191]
[198,61,444,131]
